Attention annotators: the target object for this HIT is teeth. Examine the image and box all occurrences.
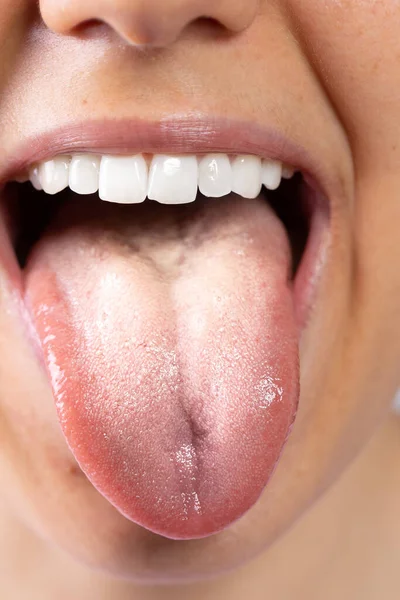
[282,165,296,179]
[69,154,100,195]
[29,167,42,191]
[24,153,294,204]
[38,155,70,195]
[99,155,148,204]
[262,159,283,191]
[198,154,232,198]
[232,155,262,199]
[148,155,198,204]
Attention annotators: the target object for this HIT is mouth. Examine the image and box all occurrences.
[0,117,330,540]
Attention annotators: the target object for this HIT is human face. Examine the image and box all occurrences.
[0,0,399,583]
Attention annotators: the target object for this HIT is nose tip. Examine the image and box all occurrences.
[39,0,259,48]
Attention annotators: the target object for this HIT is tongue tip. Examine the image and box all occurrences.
[130,518,230,542]
[108,490,263,541]
[78,444,291,542]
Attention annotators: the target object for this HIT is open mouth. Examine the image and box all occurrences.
[0,121,330,541]
[13,153,308,275]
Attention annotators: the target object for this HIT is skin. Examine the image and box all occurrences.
[0,0,400,596]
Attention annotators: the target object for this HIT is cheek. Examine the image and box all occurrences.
[294,0,400,390]
[295,0,400,165]
[0,276,80,540]
[0,301,134,573]
[351,172,400,385]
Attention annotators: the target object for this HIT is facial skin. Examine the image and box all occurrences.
[0,0,400,586]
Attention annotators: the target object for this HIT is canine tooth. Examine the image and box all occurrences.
[69,154,100,195]
[232,155,262,199]
[38,155,70,195]
[282,165,296,179]
[148,155,198,204]
[262,159,283,190]
[30,167,42,191]
[99,155,148,204]
[198,154,232,198]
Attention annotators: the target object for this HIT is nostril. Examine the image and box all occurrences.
[70,17,145,45]
[70,18,115,41]
[63,16,233,48]
[185,16,234,41]
[58,17,150,48]
[61,15,176,48]
[39,0,259,48]
[73,18,104,34]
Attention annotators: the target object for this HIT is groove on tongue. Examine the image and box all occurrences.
[25,195,299,540]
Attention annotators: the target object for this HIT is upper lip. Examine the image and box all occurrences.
[1,114,345,203]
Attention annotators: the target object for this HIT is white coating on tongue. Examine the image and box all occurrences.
[25,195,299,539]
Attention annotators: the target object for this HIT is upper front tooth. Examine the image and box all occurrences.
[148,155,198,204]
[28,152,292,202]
[69,154,100,195]
[38,155,70,195]
[262,159,283,191]
[198,154,232,198]
[99,155,148,204]
[232,155,262,199]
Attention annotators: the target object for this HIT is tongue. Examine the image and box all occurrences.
[25,194,299,540]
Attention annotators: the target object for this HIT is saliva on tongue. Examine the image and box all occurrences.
[26,193,299,540]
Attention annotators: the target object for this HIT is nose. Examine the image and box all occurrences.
[39,0,259,48]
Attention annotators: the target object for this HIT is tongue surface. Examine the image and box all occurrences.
[25,195,299,539]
